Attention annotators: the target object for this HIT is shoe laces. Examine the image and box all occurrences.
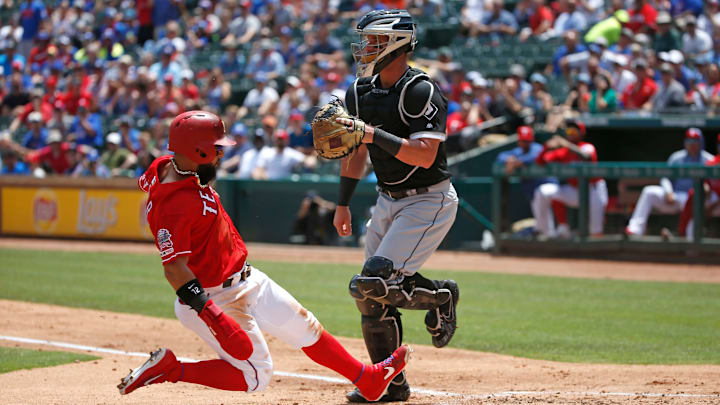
[378,353,396,369]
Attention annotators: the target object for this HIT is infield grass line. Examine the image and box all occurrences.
[1,335,718,400]
[1,248,719,364]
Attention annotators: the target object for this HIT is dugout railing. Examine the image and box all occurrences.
[491,163,720,255]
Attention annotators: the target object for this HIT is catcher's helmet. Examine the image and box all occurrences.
[168,111,234,165]
[352,9,417,78]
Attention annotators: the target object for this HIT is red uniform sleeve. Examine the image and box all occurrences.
[537,147,569,164]
[154,214,193,264]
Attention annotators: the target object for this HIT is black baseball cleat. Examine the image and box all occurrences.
[346,374,411,403]
[425,280,459,348]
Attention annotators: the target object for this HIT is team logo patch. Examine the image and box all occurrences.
[157,228,174,257]
[424,102,438,121]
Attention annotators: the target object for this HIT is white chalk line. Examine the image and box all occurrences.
[1,335,718,400]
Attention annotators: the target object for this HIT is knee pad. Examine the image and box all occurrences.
[362,256,396,279]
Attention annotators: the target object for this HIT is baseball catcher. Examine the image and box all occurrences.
[118,111,410,402]
[326,10,461,403]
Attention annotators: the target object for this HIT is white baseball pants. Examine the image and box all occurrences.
[175,267,323,392]
[626,186,688,235]
[532,180,608,236]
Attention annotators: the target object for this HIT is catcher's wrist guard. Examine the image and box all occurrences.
[339,176,359,206]
[177,278,209,313]
[372,128,403,156]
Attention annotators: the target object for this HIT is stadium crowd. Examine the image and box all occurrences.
[0,0,719,186]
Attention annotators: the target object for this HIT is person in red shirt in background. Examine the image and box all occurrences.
[519,0,555,41]
[118,111,410,402]
[24,129,73,174]
[621,58,658,110]
[532,119,608,237]
[180,69,200,101]
[447,84,481,135]
[625,0,657,34]
[59,75,92,116]
[677,134,720,240]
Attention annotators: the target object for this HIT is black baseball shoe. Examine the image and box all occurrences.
[346,373,410,403]
[425,280,459,348]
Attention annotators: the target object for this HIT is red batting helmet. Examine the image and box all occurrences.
[168,111,235,164]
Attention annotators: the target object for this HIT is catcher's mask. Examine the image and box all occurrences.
[168,110,234,165]
[352,9,417,78]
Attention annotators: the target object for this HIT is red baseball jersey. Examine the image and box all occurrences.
[707,155,720,195]
[139,155,248,287]
[536,141,601,187]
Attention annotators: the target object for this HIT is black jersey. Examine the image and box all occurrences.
[345,67,451,191]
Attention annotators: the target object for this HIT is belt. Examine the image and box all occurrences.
[222,262,251,288]
[379,186,430,200]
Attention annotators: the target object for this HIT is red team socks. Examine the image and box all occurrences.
[302,330,365,382]
[178,359,249,391]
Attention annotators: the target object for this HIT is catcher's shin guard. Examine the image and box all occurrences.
[424,279,459,348]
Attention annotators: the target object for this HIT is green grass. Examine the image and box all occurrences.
[0,346,98,373]
[1,247,718,365]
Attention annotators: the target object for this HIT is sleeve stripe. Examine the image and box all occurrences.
[161,251,192,263]
[410,131,447,141]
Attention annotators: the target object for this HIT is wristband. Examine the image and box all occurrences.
[372,128,403,156]
[338,176,359,206]
[176,278,209,313]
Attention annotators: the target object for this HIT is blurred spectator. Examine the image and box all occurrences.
[1,149,29,174]
[682,15,712,61]
[117,116,141,152]
[218,122,252,177]
[21,111,47,149]
[447,84,481,135]
[652,63,687,112]
[473,0,518,41]
[626,128,714,236]
[70,147,110,177]
[239,73,279,119]
[496,125,543,201]
[136,0,154,45]
[677,136,720,239]
[18,0,47,57]
[526,73,554,123]
[589,74,617,113]
[245,39,286,81]
[252,130,311,180]
[584,9,629,45]
[202,68,231,112]
[218,41,245,80]
[0,40,25,77]
[133,131,160,177]
[533,119,607,237]
[626,0,657,34]
[621,58,657,110]
[461,0,490,39]
[547,0,588,38]
[288,113,313,154]
[150,45,183,86]
[553,30,587,76]
[225,1,261,46]
[1,74,29,114]
[653,12,681,53]
[9,87,52,133]
[277,75,310,126]
[517,0,555,41]
[305,25,343,64]
[277,25,300,68]
[100,132,137,177]
[68,99,103,148]
[698,0,719,38]
[237,131,268,179]
[25,129,72,174]
[153,0,180,30]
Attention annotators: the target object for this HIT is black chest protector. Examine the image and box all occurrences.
[345,68,451,191]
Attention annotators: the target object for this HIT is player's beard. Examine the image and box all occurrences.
[196,163,218,186]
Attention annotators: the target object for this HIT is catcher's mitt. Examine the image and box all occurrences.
[312,99,365,159]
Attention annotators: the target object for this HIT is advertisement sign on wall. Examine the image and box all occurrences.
[1,187,152,240]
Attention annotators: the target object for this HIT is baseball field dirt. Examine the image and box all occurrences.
[1,237,719,405]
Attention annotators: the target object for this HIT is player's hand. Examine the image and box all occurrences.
[334,205,352,237]
[335,117,374,143]
[665,192,676,204]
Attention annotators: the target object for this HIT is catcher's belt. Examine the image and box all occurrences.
[378,186,430,200]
